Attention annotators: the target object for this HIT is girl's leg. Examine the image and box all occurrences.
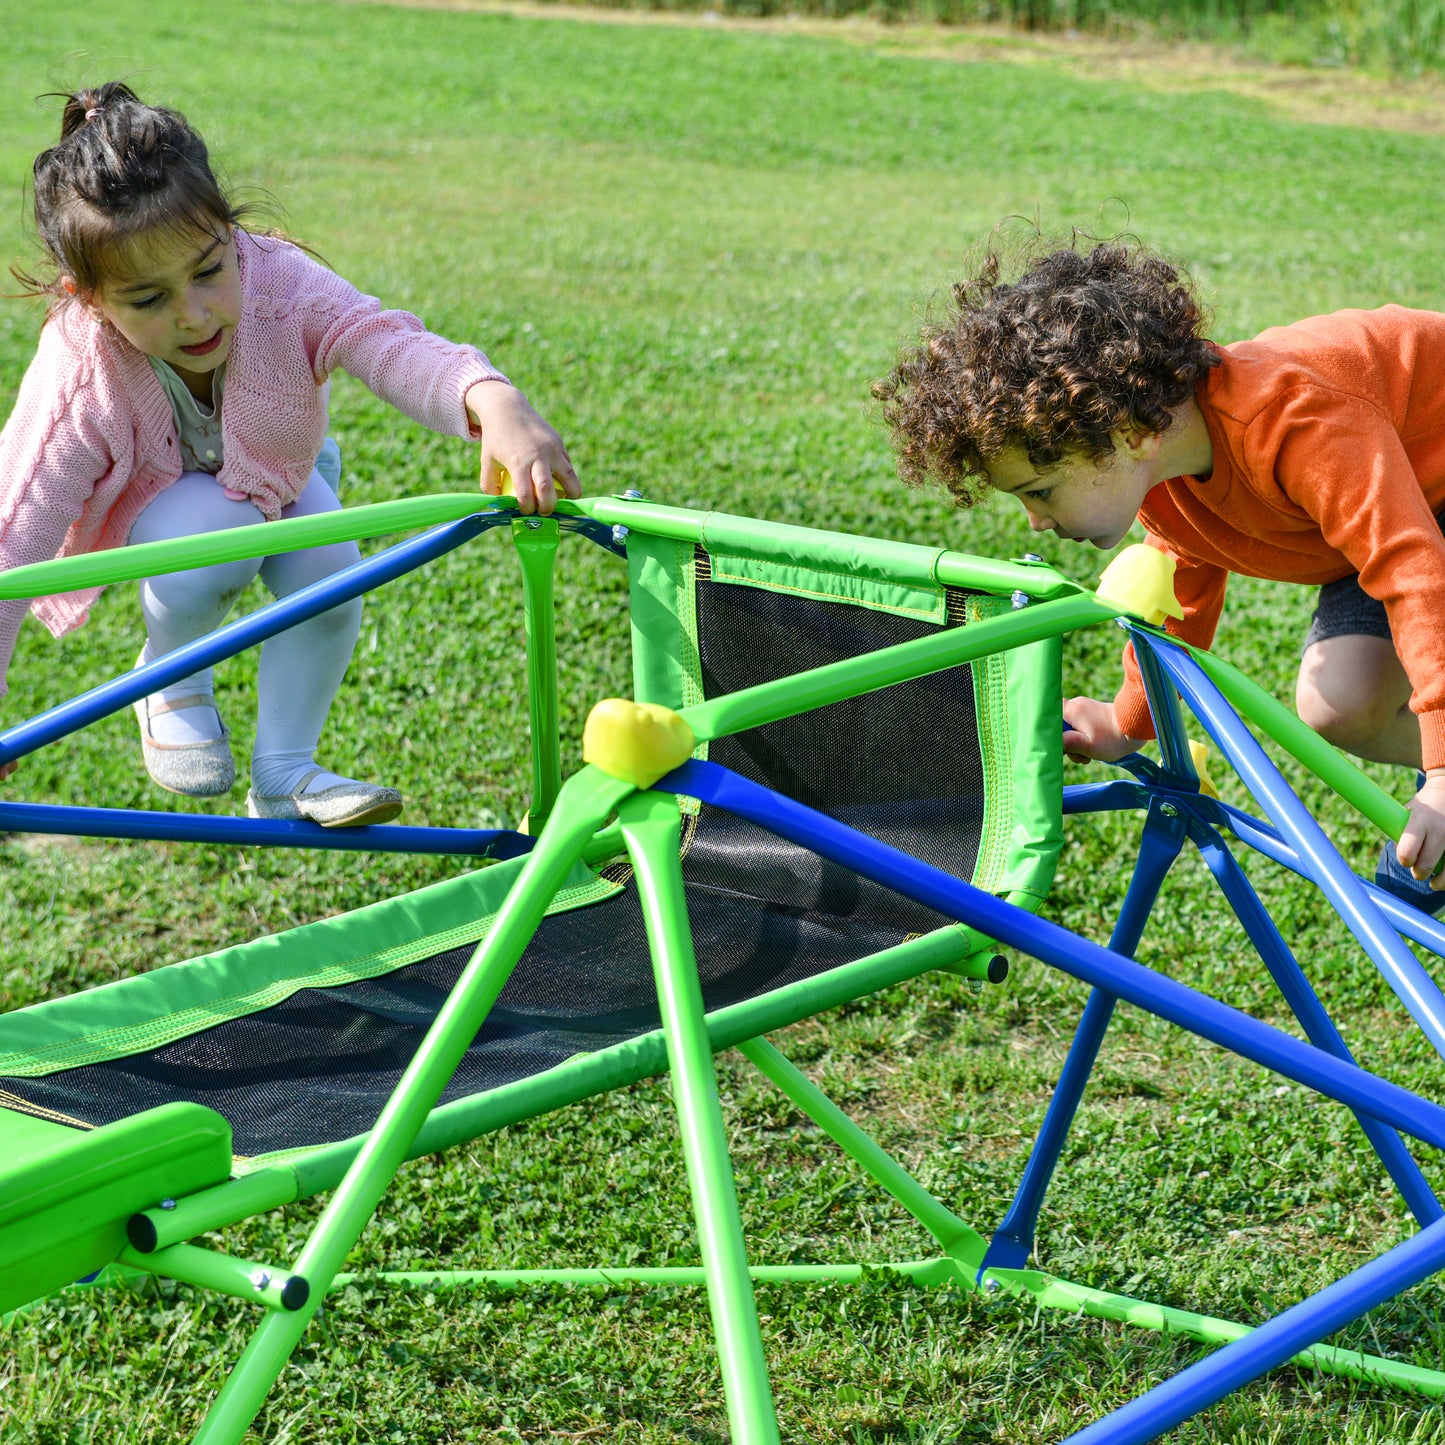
[249,472,372,800]
[129,473,265,748]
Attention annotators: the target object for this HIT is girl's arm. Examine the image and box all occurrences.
[292,252,579,513]
[465,379,579,517]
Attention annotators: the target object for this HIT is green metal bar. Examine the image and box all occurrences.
[570,497,1083,600]
[682,594,1114,744]
[513,517,563,834]
[1187,644,1410,840]
[737,1037,986,1271]
[191,765,633,1445]
[127,1165,302,1254]
[619,790,781,1445]
[0,493,505,598]
[331,1259,966,1290]
[119,1242,306,1313]
[982,1265,1445,1397]
[282,919,1006,1200]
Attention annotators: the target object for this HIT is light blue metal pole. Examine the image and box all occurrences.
[1151,638,1445,1061]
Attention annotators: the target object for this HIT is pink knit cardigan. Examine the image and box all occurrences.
[0,229,505,691]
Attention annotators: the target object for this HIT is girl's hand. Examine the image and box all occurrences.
[465,380,580,517]
[1063,695,1147,764]
[1396,770,1445,890]
[0,759,16,781]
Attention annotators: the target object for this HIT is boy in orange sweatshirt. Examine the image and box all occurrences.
[876,241,1445,910]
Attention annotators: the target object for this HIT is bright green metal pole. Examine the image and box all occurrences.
[738,1037,986,1271]
[683,594,1111,743]
[190,766,632,1445]
[513,517,563,834]
[619,790,781,1445]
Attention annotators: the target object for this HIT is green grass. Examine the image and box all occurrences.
[4,1,1445,1439]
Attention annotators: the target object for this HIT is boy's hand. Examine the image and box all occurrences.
[1396,770,1445,888]
[1063,695,1147,764]
[0,760,14,781]
[465,380,581,517]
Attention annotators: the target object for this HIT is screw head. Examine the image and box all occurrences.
[1160,802,1179,818]
[160,1198,177,1211]
[984,1278,1001,1294]
[621,488,644,500]
[252,1270,272,1292]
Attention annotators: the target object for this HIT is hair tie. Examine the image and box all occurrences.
[84,107,102,120]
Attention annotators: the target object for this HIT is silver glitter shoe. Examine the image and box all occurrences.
[246,767,403,828]
[133,693,235,796]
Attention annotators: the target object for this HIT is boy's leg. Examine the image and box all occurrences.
[248,473,397,821]
[1296,634,1418,768]
[1295,581,1442,910]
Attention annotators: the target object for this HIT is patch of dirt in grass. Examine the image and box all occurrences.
[342,0,1445,136]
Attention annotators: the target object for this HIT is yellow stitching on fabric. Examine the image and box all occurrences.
[0,1091,95,1129]
[0,874,621,1077]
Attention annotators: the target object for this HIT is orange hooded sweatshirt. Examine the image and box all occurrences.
[1115,305,1445,771]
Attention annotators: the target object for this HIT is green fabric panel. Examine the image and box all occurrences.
[0,857,618,1078]
[696,512,946,603]
[0,1101,231,1314]
[998,628,1065,902]
[704,549,946,624]
[961,592,1063,901]
[627,532,703,713]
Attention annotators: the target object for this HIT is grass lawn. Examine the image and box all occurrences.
[4,1,1445,1439]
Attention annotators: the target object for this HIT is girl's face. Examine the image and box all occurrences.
[986,437,1159,551]
[84,226,243,384]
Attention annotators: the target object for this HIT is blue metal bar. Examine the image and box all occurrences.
[0,800,532,858]
[1149,638,1445,1061]
[0,512,508,767]
[1061,1216,1445,1445]
[1193,826,1440,1224]
[1063,780,1152,815]
[656,760,1445,1151]
[983,799,1186,1271]
[1132,630,1197,780]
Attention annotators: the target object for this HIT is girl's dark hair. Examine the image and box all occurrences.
[874,240,1221,507]
[14,81,252,300]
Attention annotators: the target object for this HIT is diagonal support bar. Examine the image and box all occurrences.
[620,791,781,1445]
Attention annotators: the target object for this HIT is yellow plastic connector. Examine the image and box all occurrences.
[1188,739,1221,799]
[582,699,697,789]
[1096,544,1185,627]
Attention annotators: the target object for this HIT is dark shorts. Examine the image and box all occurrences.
[1302,507,1445,654]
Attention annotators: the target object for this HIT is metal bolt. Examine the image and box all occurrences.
[524,517,543,530]
[1160,802,1179,818]
[621,488,644,500]
[160,1199,176,1211]
[252,1270,272,1292]
[612,524,629,546]
[1022,553,1043,564]
[984,1278,1001,1294]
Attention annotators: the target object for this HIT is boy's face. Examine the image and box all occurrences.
[986,435,1158,550]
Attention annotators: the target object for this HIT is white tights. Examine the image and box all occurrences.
[128,470,365,797]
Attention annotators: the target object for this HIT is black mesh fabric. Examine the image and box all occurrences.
[3,560,993,1156]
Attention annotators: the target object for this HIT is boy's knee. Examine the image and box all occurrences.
[1296,657,1398,750]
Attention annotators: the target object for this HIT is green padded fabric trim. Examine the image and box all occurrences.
[966,594,1015,897]
[998,620,1065,903]
[0,858,619,1078]
[629,532,707,811]
[696,512,946,610]
[0,1101,231,1315]
[704,550,947,624]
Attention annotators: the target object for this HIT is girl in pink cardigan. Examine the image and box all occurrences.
[1,82,578,825]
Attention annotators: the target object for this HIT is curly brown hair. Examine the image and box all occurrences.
[874,241,1220,506]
